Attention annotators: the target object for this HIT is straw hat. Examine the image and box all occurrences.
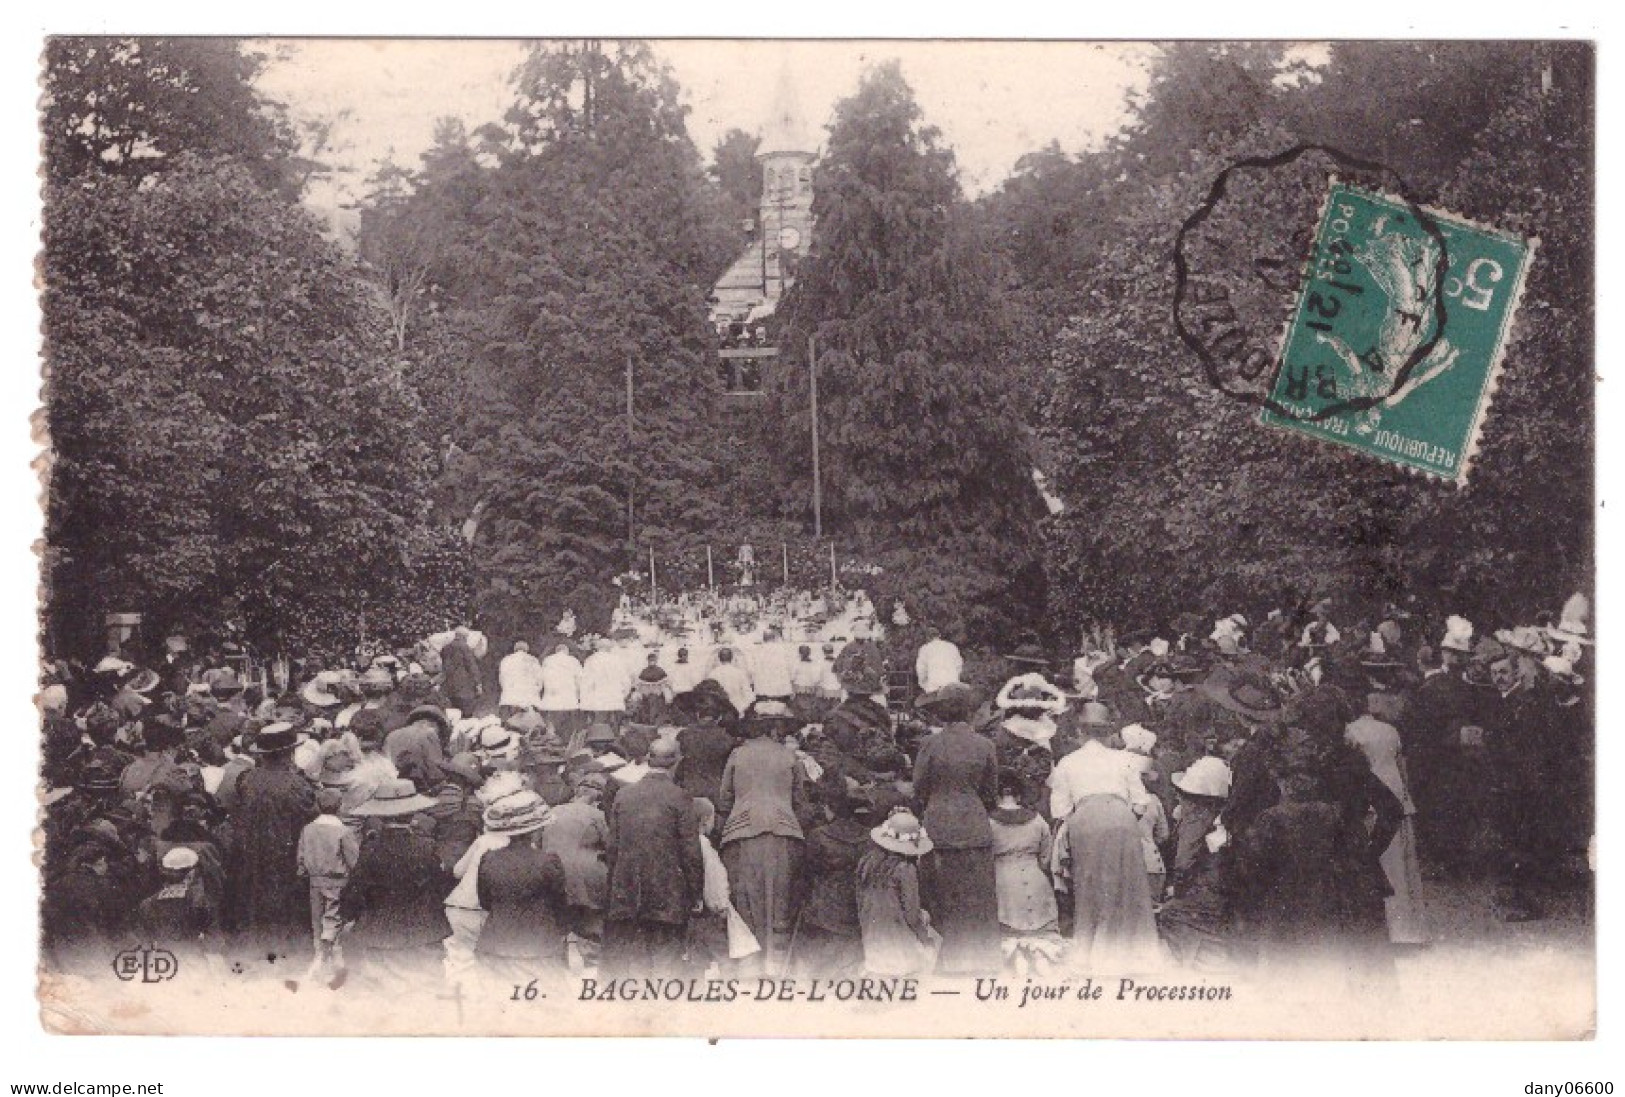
[351,778,438,818]
[870,807,934,857]
[1202,674,1284,721]
[250,722,308,755]
[160,846,199,873]
[1495,626,1552,658]
[1439,615,1474,654]
[1547,593,1592,646]
[1173,756,1232,799]
[481,790,553,836]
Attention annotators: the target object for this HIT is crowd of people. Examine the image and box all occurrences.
[37,587,1593,997]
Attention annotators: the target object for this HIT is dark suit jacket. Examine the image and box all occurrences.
[440,639,483,705]
[912,726,997,850]
[605,771,702,925]
[475,844,569,961]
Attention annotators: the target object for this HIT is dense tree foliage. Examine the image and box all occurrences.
[770,62,1045,644]
[43,40,1592,661]
[42,39,464,659]
[977,42,1593,634]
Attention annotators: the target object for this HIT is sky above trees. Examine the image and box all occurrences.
[254,39,1175,227]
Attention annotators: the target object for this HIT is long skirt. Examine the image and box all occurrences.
[927,846,1001,975]
[1380,816,1429,944]
[1065,795,1159,970]
[442,906,487,988]
[723,834,801,970]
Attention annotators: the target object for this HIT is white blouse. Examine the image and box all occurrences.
[1048,740,1149,820]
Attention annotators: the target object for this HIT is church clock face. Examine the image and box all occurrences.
[777,225,802,251]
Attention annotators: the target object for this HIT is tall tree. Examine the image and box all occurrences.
[42,37,297,195]
[774,61,1042,643]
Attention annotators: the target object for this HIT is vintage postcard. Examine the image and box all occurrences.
[33,38,1595,1039]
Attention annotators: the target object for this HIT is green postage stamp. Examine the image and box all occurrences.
[1259,182,1534,484]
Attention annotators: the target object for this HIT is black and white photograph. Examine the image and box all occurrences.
[23,34,1598,1043]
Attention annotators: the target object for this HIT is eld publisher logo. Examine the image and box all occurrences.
[112,946,178,983]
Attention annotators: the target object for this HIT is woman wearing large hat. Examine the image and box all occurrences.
[474,790,570,987]
[1047,701,1160,968]
[341,778,453,993]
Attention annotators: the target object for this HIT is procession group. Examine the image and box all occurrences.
[38,588,1593,995]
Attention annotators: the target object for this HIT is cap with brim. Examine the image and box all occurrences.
[161,846,199,872]
[351,778,438,817]
[870,809,934,857]
[250,722,308,754]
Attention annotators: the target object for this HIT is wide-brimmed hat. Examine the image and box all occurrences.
[1496,626,1551,659]
[301,673,345,707]
[1203,674,1284,720]
[481,790,553,835]
[1173,756,1232,799]
[747,699,801,727]
[250,721,308,755]
[1004,642,1050,667]
[474,725,520,761]
[407,705,452,737]
[315,748,359,789]
[125,668,161,695]
[1547,593,1592,646]
[203,667,242,697]
[915,682,982,723]
[870,807,934,857]
[352,778,438,817]
[358,667,395,694]
[504,709,547,735]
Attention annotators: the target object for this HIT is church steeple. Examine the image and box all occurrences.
[759,57,813,157]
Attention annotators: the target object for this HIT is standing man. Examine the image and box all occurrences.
[916,626,965,695]
[231,723,318,955]
[749,627,795,706]
[539,642,584,738]
[707,647,756,716]
[498,640,545,716]
[581,638,633,731]
[440,627,485,717]
[603,739,704,975]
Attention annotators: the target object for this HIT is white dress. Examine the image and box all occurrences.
[1345,715,1429,945]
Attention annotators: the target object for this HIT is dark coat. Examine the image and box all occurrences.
[341,825,452,949]
[232,761,317,934]
[475,843,570,962]
[912,726,997,850]
[676,722,736,806]
[605,771,703,925]
[383,720,447,787]
[801,818,868,935]
[440,639,483,707]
